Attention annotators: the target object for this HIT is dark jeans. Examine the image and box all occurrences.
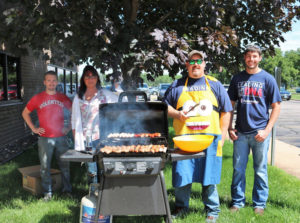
[38,136,72,195]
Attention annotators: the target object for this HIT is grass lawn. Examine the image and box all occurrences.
[1,131,300,222]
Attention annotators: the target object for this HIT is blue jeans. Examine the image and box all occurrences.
[38,136,72,195]
[175,183,220,217]
[86,139,100,184]
[231,131,271,209]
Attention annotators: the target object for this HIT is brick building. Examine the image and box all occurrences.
[0,48,77,164]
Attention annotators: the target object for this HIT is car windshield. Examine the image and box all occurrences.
[161,84,170,89]
[8,85,17,91]
[139,83,148,88]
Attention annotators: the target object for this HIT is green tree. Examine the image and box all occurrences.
[0,1,299,88]
[209,68,232,85]
[284,49,300,87]
[141,72,180,87]
[260,48,300,89]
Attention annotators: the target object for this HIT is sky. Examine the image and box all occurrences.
[279,19,300,52]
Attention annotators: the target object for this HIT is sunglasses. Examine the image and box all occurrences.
[84,75,97,80]
[189,59,203,65]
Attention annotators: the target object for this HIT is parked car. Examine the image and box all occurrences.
[223,84,229,91]
[296,88,300,93]
[158,83,171,100]
[148,86,159,101]
[0,84,17,100]
[105,85,112,90]
[137,83,150,99]
[149,86,159,94]
[280,90,291,100]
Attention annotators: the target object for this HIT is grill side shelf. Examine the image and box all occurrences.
[60,150,94,162]
[168,149,206,161]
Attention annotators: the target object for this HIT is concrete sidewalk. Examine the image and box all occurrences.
[268,139,300,180]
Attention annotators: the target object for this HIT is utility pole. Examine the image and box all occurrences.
[271,67,281,166]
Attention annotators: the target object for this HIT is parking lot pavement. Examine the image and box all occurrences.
[276,100,300,148]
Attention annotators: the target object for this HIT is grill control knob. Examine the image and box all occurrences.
[147,163,155,171]
[126,163,135,171]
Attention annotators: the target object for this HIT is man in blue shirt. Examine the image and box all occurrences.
[164,50,232,222]
[227,45,281,215]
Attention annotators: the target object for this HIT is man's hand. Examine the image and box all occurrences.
[167,105,189,122]
[220,111,231,146]
[22,107,46,136]
[177,110,189,122]
[254,101,280,142]
[32,127,45,136]
[228,128,238,141]
[255,129,269,142]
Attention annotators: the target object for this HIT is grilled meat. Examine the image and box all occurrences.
[107,132,161,138]
[100,144,167,154]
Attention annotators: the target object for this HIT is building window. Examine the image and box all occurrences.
[0,53,22,101]
[47,64,78,99]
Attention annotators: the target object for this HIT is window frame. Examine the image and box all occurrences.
[0,51,22,104]
[47,64,78,98]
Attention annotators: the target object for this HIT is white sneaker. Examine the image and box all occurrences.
[43,193,52,202]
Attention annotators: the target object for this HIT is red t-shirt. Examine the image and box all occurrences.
[26,91,72,138]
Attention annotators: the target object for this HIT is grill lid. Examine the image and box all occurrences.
[99,101,169,141]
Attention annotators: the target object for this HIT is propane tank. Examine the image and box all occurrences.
[80,183,112,223]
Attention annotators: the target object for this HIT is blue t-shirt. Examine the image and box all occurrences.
[227,69,281,134]
[164,76,232,113]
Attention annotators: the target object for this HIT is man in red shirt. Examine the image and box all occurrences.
[22,71,72,201]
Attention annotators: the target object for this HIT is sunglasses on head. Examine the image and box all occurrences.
[189,59,203,65]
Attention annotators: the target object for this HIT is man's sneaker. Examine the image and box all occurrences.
[43,193,52,202]
[206,216,217,223]
[229,206,240,213]
[171,206,188,219]
[254,207,264,215]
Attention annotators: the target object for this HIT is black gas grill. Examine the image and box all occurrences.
[61,91,206,223]
[94,92,172,222]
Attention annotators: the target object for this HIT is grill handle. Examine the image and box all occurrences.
[118,90,147,102]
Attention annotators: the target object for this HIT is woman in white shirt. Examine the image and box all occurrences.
[72,65,117,184]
